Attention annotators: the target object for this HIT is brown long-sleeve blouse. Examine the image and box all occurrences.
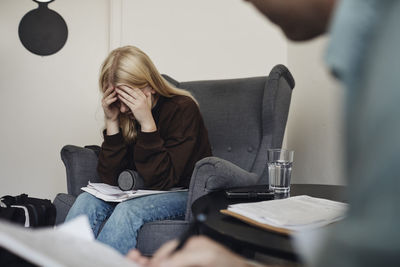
[97,95,212,190]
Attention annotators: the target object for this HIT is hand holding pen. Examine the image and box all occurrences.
[172,213,207,252]
[143,236,252,267]
[126,213,207,266]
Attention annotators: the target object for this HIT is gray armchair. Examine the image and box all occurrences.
[53,64,295,255]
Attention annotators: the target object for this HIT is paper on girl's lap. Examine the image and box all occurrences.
[82,182,187,202]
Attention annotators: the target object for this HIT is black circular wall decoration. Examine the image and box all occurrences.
[18,0,68,56]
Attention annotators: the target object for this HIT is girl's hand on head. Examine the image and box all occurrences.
[102,86,120,122]
[116,86,157,132]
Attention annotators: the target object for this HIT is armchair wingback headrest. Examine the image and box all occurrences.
[162,65,294,175]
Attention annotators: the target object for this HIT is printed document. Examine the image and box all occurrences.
[224,195,348,233]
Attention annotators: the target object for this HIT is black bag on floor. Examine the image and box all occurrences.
[0,194,57,267]
[0,194,56,227]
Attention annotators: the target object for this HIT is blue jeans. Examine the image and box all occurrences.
[65,191,188,255]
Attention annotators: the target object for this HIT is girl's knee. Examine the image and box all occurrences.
[74,193,101,208]
[69,192,113,217]
[113,202,144,219]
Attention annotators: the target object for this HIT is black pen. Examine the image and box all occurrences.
[172,213,207,252]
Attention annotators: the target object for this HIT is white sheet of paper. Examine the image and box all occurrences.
[87,182,136,195]
[54,215,94,241]
[82,182,187,202]
[0,216,138,267]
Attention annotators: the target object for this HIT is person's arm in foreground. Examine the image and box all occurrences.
[127,236,283,267]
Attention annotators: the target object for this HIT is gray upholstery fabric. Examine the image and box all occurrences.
[137,220,189,256]
[185,157,259,221]
[61,145,102,197]
[53,193,76,225]
[181,77,264,171]
[53,65,294,255]
[252,65,294,177]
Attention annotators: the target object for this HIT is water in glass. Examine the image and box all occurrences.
[268,160,293,193]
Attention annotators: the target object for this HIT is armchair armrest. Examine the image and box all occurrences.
[185,156,259,221]
[61,145,101,196]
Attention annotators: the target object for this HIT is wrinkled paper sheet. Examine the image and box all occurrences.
[0,215,138,267]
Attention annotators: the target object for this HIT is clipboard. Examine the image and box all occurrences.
[220,209,292,235]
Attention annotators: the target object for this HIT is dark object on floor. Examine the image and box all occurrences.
[0,193,56,266]
[0,194,56,227]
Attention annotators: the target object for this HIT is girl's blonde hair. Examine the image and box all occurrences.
[99,45,195,143]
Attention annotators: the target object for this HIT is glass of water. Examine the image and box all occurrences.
[267,149,294,194]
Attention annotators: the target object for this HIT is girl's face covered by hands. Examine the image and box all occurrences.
[115,85,157,121]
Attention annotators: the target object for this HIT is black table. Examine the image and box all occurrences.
[191,184,347,262]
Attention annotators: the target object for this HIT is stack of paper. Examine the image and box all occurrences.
[82,182,187,202]
[222,195,348,234]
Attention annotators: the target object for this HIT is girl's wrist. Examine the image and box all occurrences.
[140,121,157,133]
[105,119,120,135]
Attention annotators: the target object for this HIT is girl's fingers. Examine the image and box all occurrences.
[118,94,132,108]
[103,86,115,97]
[117,86,146,100]
[102,91,118,106]
[116,89,133,103]
[103,90,116,101]
[105,97,118,106]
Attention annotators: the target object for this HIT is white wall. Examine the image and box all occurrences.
[0,0,344,201]
[119,0,287,80]
[286,38,345,185]
[0,0,108,199]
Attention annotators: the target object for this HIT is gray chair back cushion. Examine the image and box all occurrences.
[164,64,294,178]
[61,145,101,197]
[182,78,265,172]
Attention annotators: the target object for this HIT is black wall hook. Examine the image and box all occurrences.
[19,0,68,56]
